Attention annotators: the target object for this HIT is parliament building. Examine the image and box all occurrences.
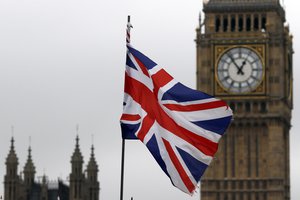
[3,136,100,200]
[196,0,293,200]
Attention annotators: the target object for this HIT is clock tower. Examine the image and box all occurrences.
[196,1,293,200]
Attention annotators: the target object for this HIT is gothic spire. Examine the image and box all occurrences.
[86,144,100,200]
[4,137,19,200]
[71,135,83,163]
[24,145,36,174]
[6,137,18,165]
[87,145,98,171]
[69,135,85,199]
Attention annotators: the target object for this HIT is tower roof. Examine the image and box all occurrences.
[6,137,18,165]
[23,146,36,173]
[203,0,285,17]
[87,145,98,171]
[71,135,83,163]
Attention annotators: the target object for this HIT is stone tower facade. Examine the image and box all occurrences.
[4,138,19,200]
[3,136,100,200]
[86,146,100,200]
[23,146,36,199]
[196,0,293,200]
[69,136,100,200]
[69,136,85,200]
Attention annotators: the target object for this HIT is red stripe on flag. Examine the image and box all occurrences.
[163,139,195,193]
[121,114,141,121]
[164,100,228,112]
[152,69,173,88]
[137,115,155,141]
[124,73,218,156]
[152,69,174,97]
[133,55,150,77]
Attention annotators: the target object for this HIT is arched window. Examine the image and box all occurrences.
[254,15,259,31]
[245,102,251,112]
[261,102,267,113]
[215,16,221,32]
[223,16,228,32]
[246,15,251,31]
[238,15,243,32]
[231,16,236,32]
[224,194,228,200]
[261,15,267,31]
[230,102,235,113]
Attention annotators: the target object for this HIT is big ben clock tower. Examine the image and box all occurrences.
[196,0,293,200]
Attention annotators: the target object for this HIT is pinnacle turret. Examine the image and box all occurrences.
[23,146,36,174]
[87,145,98,171]
[71,135,84,163]
[4,137,19,200]
[23,145,36,186]
[5,137,18,165]
[69,135,85,199]
[86,144,100,200]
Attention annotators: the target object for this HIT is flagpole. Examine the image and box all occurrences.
[120,138,125,200]
[120,15,132,200]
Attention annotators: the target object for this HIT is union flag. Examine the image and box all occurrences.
[120,44,232,194]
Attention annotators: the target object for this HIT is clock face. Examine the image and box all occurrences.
[216,47,263,93]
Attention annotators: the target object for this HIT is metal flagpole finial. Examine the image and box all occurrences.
[126,15,133,44]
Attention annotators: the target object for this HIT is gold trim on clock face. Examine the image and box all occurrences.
[216,46,264,94]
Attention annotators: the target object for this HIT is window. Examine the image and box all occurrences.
[245,102,251,112]
[231,16,236,32]
[254,15,259,31]
[230,102,235,112]
[238,102,243,112]
[223,16,228,32]
[232,181,236,189]
[253,102,258,112]
[240,193,244,200]
[260,102,267,113]
[239,180,243,189]
[224,181,228,189]
[261,15,267,31]
[246,16,251,31]
[238,15,243,31]
[264,193,267,200]
[215,16,221,32]
[224,194,228,200]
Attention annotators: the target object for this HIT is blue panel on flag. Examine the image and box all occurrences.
[192,116,232,135]
[146,135,171,179]
[176,147,208,182]
[126,54,137,70]
[127,46,157,70]
[121,123,139,139]
[162,83,212,102]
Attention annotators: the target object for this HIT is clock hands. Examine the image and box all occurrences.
[227,54,245,75]
[237,61,246,75]
[237,50,252,75]
[228,51,252,75]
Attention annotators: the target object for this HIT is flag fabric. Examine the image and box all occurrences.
[120,44,233,194]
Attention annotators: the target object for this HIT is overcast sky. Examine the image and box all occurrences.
[0,0,299,199]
